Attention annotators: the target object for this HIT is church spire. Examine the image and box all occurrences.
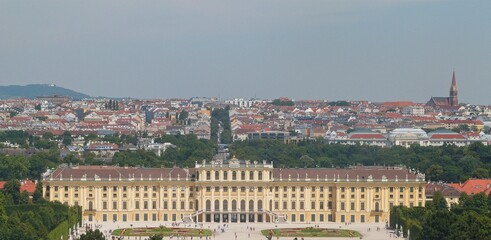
[449,70,458,106]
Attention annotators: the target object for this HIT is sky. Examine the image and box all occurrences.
[0,0,490,104]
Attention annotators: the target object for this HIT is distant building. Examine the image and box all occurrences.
[402,106,425,116]
[327,129,387,147]
[427,71,459,108]
[425,182,461,207]
[388,128,428,148]
[37,95,71,106]
[248,131,290,141]
[0,180,37,198]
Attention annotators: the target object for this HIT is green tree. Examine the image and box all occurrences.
[453,124,471,133]
[448,211,491,240]
[472,167,489,178]
[149,234,164,240]
[19,191,29,204]
[299,155,315,168]
[472,192,488,210]
[179,110,188,121]
[421,210,456,240]
[425,164,444,181]
[0,154,29,180]
[429,191,448,211]
[0,192,7,224]
[79,229,106,240]
[64,153,81,165]
[42,132,54,140]
[62,131,73,146]
[459,192,472,208]
[33,181,45,203]
[271,99,294,106]
[2,180,21,204]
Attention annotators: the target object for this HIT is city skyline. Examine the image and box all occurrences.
[1,0,490,104]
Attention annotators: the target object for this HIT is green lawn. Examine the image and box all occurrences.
[261,227,362,238]
[112,227,212,237]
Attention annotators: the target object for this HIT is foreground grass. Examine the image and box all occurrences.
[261,227,362,238]
[112,227,212,237]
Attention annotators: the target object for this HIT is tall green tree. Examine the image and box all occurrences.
[62,131,73,146]
[33,181,44,203]
[427,191,448,211]
[0,192,7,224]
[2,180,21,204]
[79,229,106,240]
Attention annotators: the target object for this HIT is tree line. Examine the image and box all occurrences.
[0,179,81,239]
[3,129,491,184]
[230,140,491,183]
[211,107,232,144]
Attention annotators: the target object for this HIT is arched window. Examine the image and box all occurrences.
[232,171,237,180]
[206,200,211,211]
[240,200,246,211]
[214,200,220,211]
[215,171,219,180]
[189,201,194,210]
[223,171,228,180]
[375,202,380,211]
[206,171,211,180]
[258,200,263,211]
[249,171,254,180]
[258,171,263,180]
[249,200,254,211]
[195,200,199,210]
[223,200,228,211]
[241,171,246,181]
[232,200,237,211]
[88,201,93,211]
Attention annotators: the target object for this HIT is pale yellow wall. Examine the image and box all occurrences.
[43,167,425,224]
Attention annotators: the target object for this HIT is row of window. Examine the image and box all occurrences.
[205,186,263,192]
[99,213,180,222]
[94,213,377,223]
[52,186,187,192]
[202,171,266,181]
[52,185,423,193]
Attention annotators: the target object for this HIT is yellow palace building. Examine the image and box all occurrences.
[43,157,425,224]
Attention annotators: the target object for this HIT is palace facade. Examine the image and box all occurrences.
[43,158,426,224]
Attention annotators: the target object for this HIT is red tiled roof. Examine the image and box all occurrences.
[429,134,465,140]
[350,134,386,139]
[425,183,461,197]
[383,101,415,107]
[384,113,403,118]
[449,179,491,195]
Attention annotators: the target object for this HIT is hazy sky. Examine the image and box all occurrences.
[0,0,490,104]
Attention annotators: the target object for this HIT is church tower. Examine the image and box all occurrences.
[449,70,458,106]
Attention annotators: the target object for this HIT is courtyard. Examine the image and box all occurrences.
[78,221,398,240]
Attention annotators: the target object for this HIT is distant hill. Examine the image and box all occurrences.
[0,84,90,100]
